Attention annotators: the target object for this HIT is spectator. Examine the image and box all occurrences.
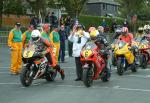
[60,17,64,26]
[111,19,117,32]
[50,26,60,61]
[123,19,129,28]
[97,26,107,39]
[65,16,72,34]
[30,15,39,29]
[41,24,51,42]
[8,22,22,75]
[58,25,67,63]
[101,19,107,29]
[67,21,78,57]
[50,12,58,28]
[45,12,51,24]
[68,24,90,81]
[22,25,34,49]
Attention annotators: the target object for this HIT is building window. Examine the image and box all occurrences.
[114,6,118,11]
[103,3,107,10]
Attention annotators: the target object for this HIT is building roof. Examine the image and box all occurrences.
[87,0,120,5]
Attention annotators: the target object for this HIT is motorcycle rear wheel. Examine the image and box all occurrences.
[20,66,33,87]
[83,68,93,87]
[45,68,57,82]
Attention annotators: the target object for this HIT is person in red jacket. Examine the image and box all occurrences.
[119,27,133,44]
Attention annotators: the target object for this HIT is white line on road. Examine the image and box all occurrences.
[129,74,150,78]
[0,83,20,85]
[1,82,150,93]
[56,84,150,92]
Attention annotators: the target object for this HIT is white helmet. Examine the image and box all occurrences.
[144,25,150,30]
[31,30,41,42]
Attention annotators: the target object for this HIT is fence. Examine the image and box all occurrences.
[0,31,9,45]
[0,30,114,45]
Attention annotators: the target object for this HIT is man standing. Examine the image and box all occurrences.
[50,12,58,28]
[111,19,117,32]
[41,24,51,42]
[8,22,22,75]
[58,25,67,63]
[30,15,39,29]
[50,26,60,62]
[68,24,90,81]
[22,25,34,49]
[123,19,129,28]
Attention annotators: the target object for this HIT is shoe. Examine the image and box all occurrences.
[60,69,65,80]
[74,78,82,81]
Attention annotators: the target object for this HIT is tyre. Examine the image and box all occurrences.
[112,53,117,66]
[131,65,137,72]
[83,68,94,87]
[117,57,124,75]
[20,67,33,87]
[140,54,147,69]
[45,69,57,82]
[101,70,110,82]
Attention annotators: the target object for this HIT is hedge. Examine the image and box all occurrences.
[78,15,124,31]
[78,15,146,33]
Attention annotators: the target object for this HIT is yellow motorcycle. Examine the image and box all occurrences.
[20,44,57,87]
[115,41,137,75]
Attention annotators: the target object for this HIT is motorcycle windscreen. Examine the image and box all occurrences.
[82,41,97,58]
[83,41,97,50]
[23,45,35,58]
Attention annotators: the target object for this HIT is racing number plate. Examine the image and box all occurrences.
[83,50,92,58]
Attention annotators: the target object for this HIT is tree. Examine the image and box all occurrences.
[59,0,88,17]
[0,0,3,27]
[115,0,145,17]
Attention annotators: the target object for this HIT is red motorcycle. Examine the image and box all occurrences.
[138,36,150,69]
[80,41,110,87]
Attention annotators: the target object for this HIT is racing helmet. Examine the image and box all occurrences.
[31,30,41,42]
[138,27,144,33]
[121,27,128,35]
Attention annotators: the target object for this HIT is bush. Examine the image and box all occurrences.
[78,15,124,32]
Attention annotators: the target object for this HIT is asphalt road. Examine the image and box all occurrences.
[0,45,150,103]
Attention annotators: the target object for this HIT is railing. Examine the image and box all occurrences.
[0,31,9,45]
[0,30,114,45]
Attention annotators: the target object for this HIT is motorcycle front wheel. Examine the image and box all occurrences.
[140,54,148,69]
[20,66,33,87]
[83,68,94,87]
[117,57,124,75]
[101,69,110,82]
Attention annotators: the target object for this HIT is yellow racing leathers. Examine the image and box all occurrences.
[8,28,22,74]
[50,31,60,62]
[22,30,32,49]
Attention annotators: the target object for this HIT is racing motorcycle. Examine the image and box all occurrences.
[134,37,150,69]
[115,40,137,75]
[80,41,110,87]
[20,44,57,87]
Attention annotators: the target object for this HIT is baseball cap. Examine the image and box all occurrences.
[15,22,21,27]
